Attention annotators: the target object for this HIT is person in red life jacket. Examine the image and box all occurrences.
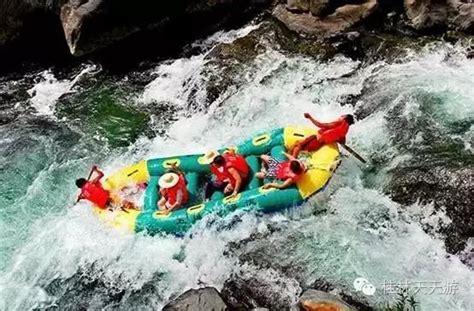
[256,152,306,190]
[75,166,112,209]
[204,149,250,199]
[157,171,189,214]
[292,113,355,157]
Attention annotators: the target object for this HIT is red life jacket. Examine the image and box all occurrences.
[162,174,189,206]
[81,182,110,209]
[319,119,349,144]
[276,161,303,182]
[210,154,249,188]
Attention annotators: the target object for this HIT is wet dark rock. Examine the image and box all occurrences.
[447,0,474,32]
[389,165,474,254]
[163,287,228,311]
[1,0,272,73]
[201,19,340,105]
[403,0,473,33]
[404,0,447,30]
[383,95,474,257]
[221,274,300,309]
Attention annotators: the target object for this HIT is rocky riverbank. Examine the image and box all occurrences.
[1,0,473,73]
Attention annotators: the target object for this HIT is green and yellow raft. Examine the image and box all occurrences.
[96,126,340,235]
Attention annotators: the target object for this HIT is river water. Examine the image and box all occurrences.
[0,24,473,310]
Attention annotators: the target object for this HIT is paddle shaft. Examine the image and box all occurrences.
[339,143,367,164]
[75,166,96,203]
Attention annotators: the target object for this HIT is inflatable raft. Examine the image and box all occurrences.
[95,126,341,235]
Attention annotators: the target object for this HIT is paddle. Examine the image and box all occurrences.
[339,143,367,164]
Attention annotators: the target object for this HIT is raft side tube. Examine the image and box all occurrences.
[103,160,149,191]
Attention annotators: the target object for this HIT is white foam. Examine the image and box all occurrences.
[27,65,98,116]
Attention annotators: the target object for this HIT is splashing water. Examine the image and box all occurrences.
[27,65,99,116]
[0,25,473,310]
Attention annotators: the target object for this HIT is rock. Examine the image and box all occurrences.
[309,0,330,17]
[287,0,311,13]
[0,0,62,46]
[447,0,474,33]
[389,165,474,254]
[163,287,228,311]
[298,290,356,311]
[200,19,338,105]
[1,0,272,72]
[59,0,272,57]
[221,273,301,310]
[273,1,378,37]
[404,0,447,30]
[60,0,106,57]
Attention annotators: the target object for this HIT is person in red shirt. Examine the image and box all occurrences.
[205,149,250,199]
[256,152,306,190]
[292,113,355,157]
[76,166,111,209]
[157,169,189,214]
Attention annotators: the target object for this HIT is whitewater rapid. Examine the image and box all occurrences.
[0,24,473,310]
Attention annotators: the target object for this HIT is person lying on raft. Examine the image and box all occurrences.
[157,169,189,214]
[292,113,354,157]
[256,152,306,190]
[203,149,250,199]
[76,166,137,210]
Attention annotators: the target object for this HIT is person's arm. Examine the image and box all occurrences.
[167,189,183,212]
[262,178,294,190]
[90,166,104,184]
[304,113,342,129]
[227,168,242,195]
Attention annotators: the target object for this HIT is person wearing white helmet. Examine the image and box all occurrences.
[157,169,189,213]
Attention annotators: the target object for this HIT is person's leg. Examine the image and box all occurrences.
[294,135,322,156]
[265,156,280,179]
[122,200,138,210]
[205,180,227,200]
[204,181,215,200]
[260,154,271,164]
[258,154,272,175]
[292,141,303,157]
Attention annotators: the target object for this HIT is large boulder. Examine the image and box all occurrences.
[389,165,474,254]
[59,0,271,57]
[0,0,272,72]
[0,0,62,47]
[163,287,228,311]
[447,0,474,32]
[404,0,447,30]
[273,0,378,37]
[60,0,105,56]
